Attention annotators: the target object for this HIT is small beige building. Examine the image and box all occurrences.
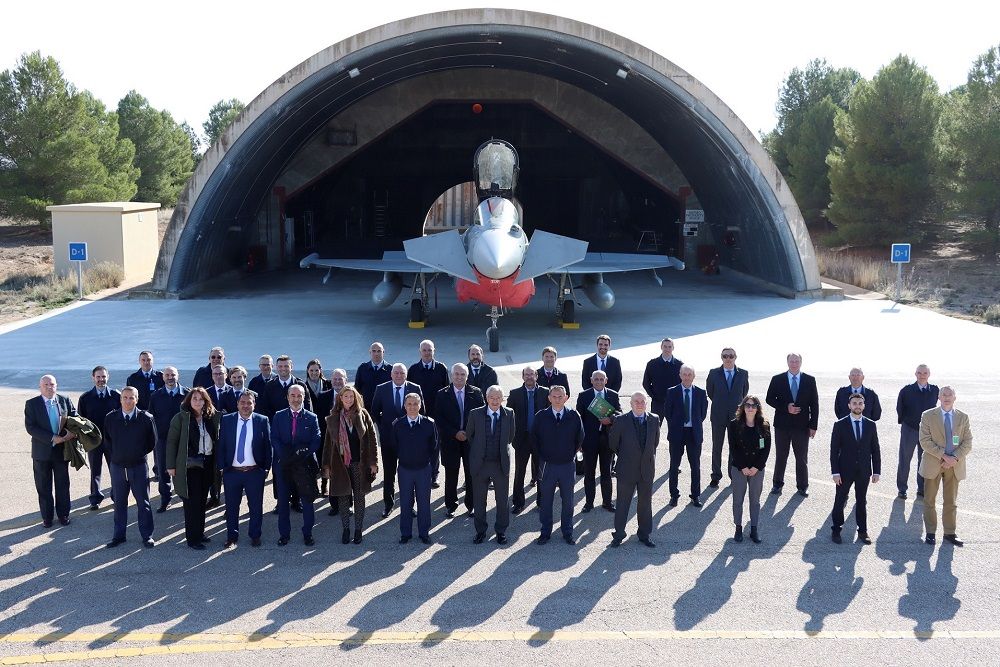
[47,202,160,282]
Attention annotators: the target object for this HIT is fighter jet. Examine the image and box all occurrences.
[300,139,683,351]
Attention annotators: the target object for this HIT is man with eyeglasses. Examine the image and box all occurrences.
[706,347,749,488]
[192,347,227,390]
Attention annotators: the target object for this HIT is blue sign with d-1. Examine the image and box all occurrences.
[68,242,88,262]
[891,243,910,264]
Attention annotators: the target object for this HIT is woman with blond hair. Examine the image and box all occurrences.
[323,386,378,544]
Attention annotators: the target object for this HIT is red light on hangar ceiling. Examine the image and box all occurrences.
[472,103,483,114]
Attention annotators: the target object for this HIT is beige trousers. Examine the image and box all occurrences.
[923,467,959,535]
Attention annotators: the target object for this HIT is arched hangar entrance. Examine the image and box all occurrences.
[153,9,820,296]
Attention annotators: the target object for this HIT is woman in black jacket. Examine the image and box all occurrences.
[727,395,771,544]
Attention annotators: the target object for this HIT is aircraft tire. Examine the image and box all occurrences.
[487,326,499,353]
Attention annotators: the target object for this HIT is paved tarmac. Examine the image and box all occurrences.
[1,269,998,665]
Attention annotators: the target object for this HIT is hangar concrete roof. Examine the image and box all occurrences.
[153,8,819,296]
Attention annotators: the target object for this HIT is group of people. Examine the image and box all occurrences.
[25,336,972,551]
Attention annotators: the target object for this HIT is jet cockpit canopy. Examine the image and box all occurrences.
[473,139,519,200]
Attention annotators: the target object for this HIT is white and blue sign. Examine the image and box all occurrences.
[890,243,911,264]
[68,242,88,262]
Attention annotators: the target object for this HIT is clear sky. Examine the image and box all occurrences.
[4,0,997,141]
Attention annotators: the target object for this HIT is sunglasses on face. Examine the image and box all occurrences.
[743,403,759,408]
[210,355,222,359]
[722,354,736,359]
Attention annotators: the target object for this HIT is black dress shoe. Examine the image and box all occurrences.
[58,517,70,526]
[142,538,155,548]
[399,536,411,544]
[89,504,99,511]
[749,527,761,544]
[943,534,964,547]
[420,536,432,545]
[563,534,575,545]
[431,482,441,489]
[858,532,872,545]
[188,542,206,551]
[342,528,351,544]
[512,505,524,515]
[353,530,363,545]
[304,535,315,546]
[797,489,809,498]
[251,538,261,547]
[734,526,744,543]
[496,533,507,545]
[668,497,679,507]
[897,492,908,500]
[277,537,289,546]
[206,498,220,509]
[690,498,703,508]
[832,531,843,544]
[537,535,550,545]
[466,509,474,517]
[412,509,418,518]
[43,520,53,528]
[381,506,393,519]
[770,487,782,495]
[106,537,125,548]
[582,504,593,513]
[925,533,936,545]
[609,537,622,548]
[602,504,616,513]
[709,480,720,488]
[639,537,656,548]
[224,539,238,549]
[473,532,486,544]
[156,504,169,514]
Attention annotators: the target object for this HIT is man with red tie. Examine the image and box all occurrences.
[271,385,322,546]
[536,346,571,398]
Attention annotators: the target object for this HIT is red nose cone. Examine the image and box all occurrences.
[472,103,483,114]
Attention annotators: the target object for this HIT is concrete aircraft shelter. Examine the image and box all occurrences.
[152,8,821,297]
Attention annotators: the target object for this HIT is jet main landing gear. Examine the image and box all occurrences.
[486,305,502,352]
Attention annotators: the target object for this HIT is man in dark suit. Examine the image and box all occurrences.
[263,355,311,510]
[355,342,392,410]
[218,392,271,548]
[830,393,881,545]
[147,367,187,513]
[609,392,661,547]
[24,375,77,527]
[467,385,515,544]
[536,346,571,397]
[207,365,234,413]
[125,350,164,412]
[642,338,683,420]
[507,367,549,513]
[408,339,449,487]
[665,365,709,506]
[582,334,623,392]
[191,346,226,390]
[435,363,486,517]
[895,364,938,499]
[77,365,121,510]
[705,347,749,487]
[531,385,585,545]
[834,367,883,421]
[576,370,621,512]
[248,354,277,397]
[221,366,254,414]
[765,353,820,497]
[391,393,439,545]
[467,344,499,394]
[371,363,424,518]
[271,385,321,546]
[103,387,157,548]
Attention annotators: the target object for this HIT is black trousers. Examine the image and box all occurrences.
[87,443,112,505]
[832,472,871,533]
[668,428,702,499]
[710,420,733,483]
[772,427,810,492]
[381,446,398,510]
[183,464,212,545]
[512,444,538,508]
[583,438,614,507]
[444,441,473,512]
[339,462,366,531]
[33,447,70,523]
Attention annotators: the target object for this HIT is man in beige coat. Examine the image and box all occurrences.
[918,386,972,546]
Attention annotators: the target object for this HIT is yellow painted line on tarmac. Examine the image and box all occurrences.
[3,629,1000,663]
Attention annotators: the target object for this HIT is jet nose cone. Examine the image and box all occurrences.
[471,229,523,279]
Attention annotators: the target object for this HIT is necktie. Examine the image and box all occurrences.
[473,368,479,379]
[791,375,799,402]
[291,411,298,437]
[47,399,59,434]
[546,370,552,379]
[599,357,605,372]
[944,412,953,453]
[555,411,562,423]
[237,418,248,463]
[235,390,242,400]
[425,363,431,370]
[492,412,499,434]
[684,388,691,423]
[457,390,465,429]
[124,413,131,424]
[526,390,535,431]
[410,419,416,430]
[854,419,861,441]
[395,385,402,410]
[726,370,733,390]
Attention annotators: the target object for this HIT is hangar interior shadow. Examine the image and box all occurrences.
[284,101,682,261]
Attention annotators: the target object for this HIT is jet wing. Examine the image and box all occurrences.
[299,251,433,273]
[403,230,479,282]
[514,230,589,284]
[562,253,685,273]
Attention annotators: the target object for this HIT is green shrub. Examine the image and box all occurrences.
[984,304,1000,326]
